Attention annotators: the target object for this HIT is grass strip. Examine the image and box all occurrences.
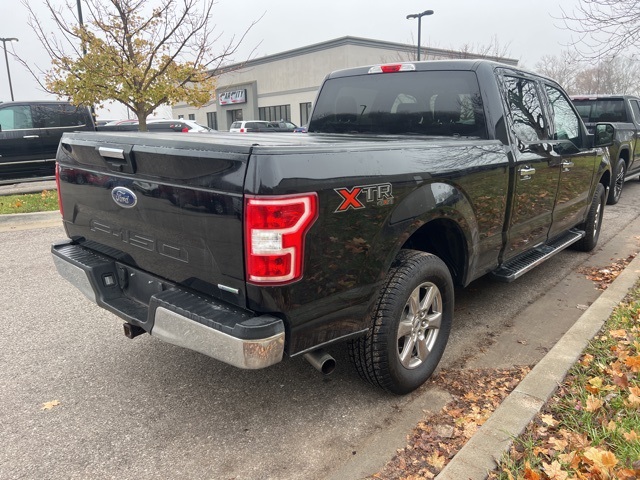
[0,191,59,214]
[490,282,640,480]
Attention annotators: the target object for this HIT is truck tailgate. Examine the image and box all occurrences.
[55,132,251,308]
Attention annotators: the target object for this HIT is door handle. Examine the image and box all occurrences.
[519,166,536,176]
[23,135,39,139]
[561,160,574,170]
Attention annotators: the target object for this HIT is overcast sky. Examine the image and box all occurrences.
[0,0,586,118]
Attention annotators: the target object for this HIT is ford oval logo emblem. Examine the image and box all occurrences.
[111,187,138,208]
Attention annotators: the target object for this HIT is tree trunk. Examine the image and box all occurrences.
[135,111,148,132]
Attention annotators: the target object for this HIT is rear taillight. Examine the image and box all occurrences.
[245,193,318,285]
[55,162,63,216]
[240,128,246,133]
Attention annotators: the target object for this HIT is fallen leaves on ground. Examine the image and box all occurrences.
[41,399,61,410]
[368,367,530,479]
[488,289,640,480]
[578,254,636,290]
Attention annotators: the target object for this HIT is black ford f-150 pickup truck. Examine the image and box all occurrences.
[571,94,640,205]
[51,60,613,394]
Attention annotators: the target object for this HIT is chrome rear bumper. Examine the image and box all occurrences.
[51,241,284,369]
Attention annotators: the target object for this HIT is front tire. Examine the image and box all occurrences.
[349,250,454,395]
[575,183,605,252]
[607,157,626,205]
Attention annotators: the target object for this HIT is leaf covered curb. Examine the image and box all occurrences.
[369,367,531,479]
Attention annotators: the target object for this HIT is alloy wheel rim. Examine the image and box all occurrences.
[615,165,625,198]
[594,201,601,237]
[397,281,442,369]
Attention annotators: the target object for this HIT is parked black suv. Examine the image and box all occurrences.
[0,101,94,179]
[571,95,640,204]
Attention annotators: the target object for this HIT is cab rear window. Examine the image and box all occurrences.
[309,70,487,138]
[572,99,628,123]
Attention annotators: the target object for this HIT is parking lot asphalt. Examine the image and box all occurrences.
[3,181,640,479]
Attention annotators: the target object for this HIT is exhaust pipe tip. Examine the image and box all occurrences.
[123,322,146,339]
[303,349,336,375]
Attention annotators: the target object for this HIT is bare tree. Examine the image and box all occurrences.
[21,0,258,130]
[455,36,513,61]
[533,50,640,96]
[560,0,640,58]
[534,50,581,93]
[573,56,640,95]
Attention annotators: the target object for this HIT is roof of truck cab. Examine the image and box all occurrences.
[324,59,544,80]
[571,94,640,101]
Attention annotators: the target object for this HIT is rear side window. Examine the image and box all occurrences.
[503,76,547,143]
[309,70,487,138]
[0,105,34,130]
[33,103,88,128]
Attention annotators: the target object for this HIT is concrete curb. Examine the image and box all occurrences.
[0,210,61,226]
[0,180,56,196]
[436,252,640,479]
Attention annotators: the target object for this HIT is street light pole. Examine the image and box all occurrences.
[0,37,18,101]
[406,10,434,61]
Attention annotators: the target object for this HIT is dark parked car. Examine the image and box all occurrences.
[571,94,640,204]
[0,101,94,178]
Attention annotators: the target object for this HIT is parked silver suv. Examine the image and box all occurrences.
[229,120,297,132]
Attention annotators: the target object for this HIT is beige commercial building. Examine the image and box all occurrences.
[172,36,518,131]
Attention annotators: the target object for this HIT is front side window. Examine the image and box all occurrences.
[629,100,640,123]
[503,76,547,143]
[0,105,33,130]
[544,84,581,147]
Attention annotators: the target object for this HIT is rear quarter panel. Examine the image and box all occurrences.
[244,137,509,354]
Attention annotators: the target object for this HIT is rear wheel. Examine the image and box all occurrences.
[349,250,454,394]
[575,183,606,252]
[607,157,626,205]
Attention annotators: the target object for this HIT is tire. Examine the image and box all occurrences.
[575,183,606,252]
[349,250,454,395]
[607,157,626,205]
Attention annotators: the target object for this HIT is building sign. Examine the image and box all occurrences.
[219,89,247,105]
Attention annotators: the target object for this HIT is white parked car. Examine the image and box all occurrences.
[229,120,297,132]
[100,118,216,133]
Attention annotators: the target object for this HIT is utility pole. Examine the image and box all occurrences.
[0,37,19,101]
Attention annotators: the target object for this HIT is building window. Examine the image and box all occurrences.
[259,105,291,122]
[300,102,312,125]
[188,114,195,120]
[177,114,184,119]
[206,112,217,130]
[230,109,243,122]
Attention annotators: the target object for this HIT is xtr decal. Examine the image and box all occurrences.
[334,183,394,212]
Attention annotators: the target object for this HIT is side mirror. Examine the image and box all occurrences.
[594,123,614,147]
